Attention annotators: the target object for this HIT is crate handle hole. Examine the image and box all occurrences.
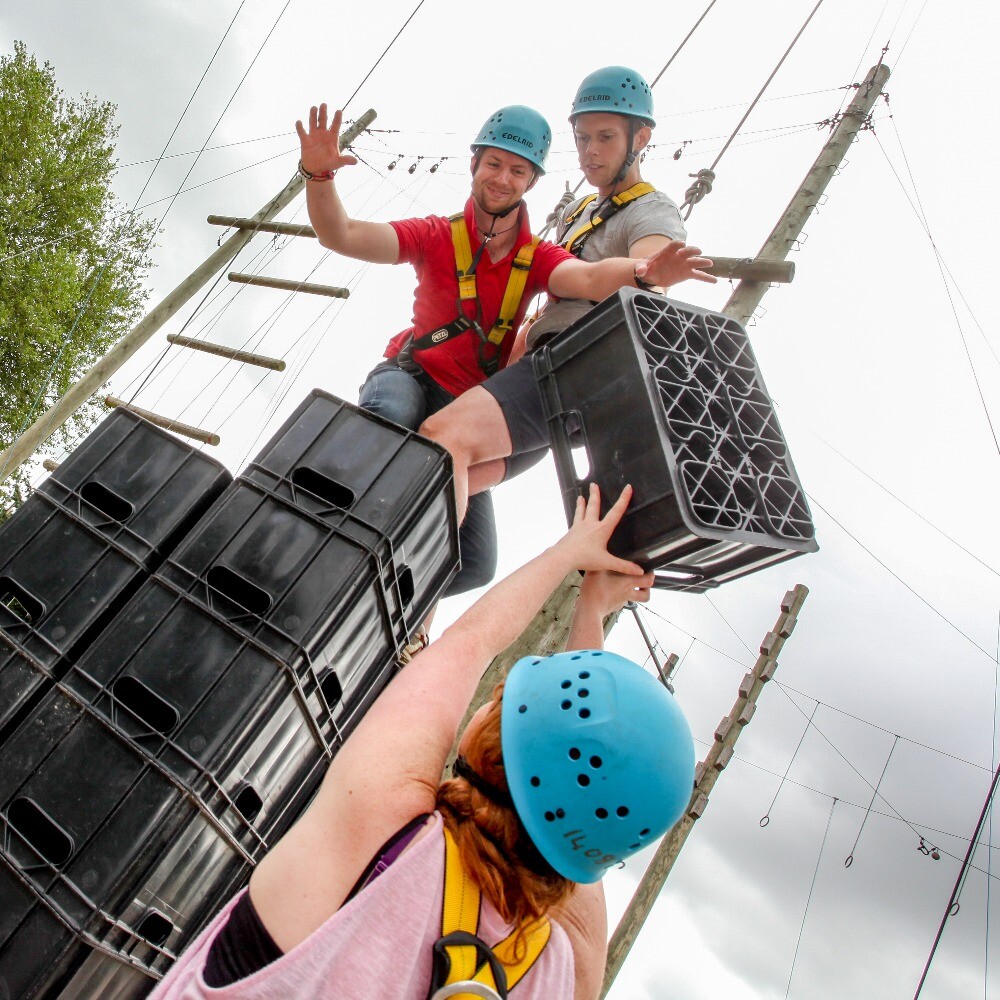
[80,481,135,522]
[570,446,591,482]
[291,466,356,510]
[136,908,175,948]
[112,676,179,734]
[7,797,74,866]
[233,782,263,823]
[206,566,272,616]
[395,564,414,607]
[0,577,44,625]
[319,668,343,710]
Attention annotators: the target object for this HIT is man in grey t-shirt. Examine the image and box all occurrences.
[419,66,713,567]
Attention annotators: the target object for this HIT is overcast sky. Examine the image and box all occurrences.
[3,2,999,997]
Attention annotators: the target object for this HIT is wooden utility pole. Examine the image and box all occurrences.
[724,63,889,324]
[601,584,808,996]
[0,110,376,484]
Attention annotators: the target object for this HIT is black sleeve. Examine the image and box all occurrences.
[203,891,284,988]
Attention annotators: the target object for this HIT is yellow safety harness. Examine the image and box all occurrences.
[429,827,551,1000]
[400,214,539,378]
[560,181,656,257]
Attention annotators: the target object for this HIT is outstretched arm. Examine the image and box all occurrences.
[295,104,400,262]
[547,239,716,303]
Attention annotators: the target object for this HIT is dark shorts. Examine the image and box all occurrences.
[480,353,550,459]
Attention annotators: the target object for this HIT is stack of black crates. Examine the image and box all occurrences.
[534,289,817,591]
[0,391,459,999]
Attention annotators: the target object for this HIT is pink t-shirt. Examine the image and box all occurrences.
[148,813,575,999]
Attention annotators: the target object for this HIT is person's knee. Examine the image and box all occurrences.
[358,368,426,430]
[421,392,509,470]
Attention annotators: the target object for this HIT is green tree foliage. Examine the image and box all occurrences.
[0,41,154,510]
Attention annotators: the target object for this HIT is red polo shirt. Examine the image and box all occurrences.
[383,198,571,397]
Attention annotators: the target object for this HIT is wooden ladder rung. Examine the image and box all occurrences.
[207,215,317,239]
[104,396,220,446]
[166,334,286,372]
[228,273,350,298]
[708,256,795,283]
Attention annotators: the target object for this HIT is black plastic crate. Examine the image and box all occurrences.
[0,634,52,744]
[0,410,230,669]
[37,408,232,564]
[240,389,459,630]
[156,477,427,670]
[0,676,319,998]
[533,290,817,592]
[64,573,394,793]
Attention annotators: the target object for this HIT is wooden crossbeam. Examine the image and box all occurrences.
[207,215,317,239]
[709,256,794,283]
[104,396,220,446]
[166,334,286,371]
[228,273,350,298]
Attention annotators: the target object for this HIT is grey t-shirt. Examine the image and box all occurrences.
[526,188,687,350]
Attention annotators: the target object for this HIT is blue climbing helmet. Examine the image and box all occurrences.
[569,66,656,128]
[471,105,552,174]
[501,649,695,884]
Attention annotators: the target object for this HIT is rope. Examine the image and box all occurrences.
[843,735,899,867]
[760,703,819,827]
[875,126,1000,461]
[785,798,837,998]
[806,493,1000,665]
[679,168,715,219]
[546,183,577,228]
[342,0,429,111]
[680,0,826,218]
[649,0,721,87]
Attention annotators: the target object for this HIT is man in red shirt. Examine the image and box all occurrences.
[296,103,711,602]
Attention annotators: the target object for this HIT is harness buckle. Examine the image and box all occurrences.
[430,931,509,1000]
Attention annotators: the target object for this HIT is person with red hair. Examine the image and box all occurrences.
[149,486,695,1000]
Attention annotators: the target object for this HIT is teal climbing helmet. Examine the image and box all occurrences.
[471,105,552,174]
[501,649,695,884]
[569,66,656,127]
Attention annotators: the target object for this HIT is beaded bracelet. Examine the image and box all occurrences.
[298,160,337,182]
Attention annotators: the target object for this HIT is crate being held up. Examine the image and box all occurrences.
[533,290,817,592]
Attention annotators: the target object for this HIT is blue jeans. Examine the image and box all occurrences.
[358,361,498,597]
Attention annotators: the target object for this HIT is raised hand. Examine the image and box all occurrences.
[579,567,655,618]
[635,240,716,289]
[295,104,359,177]
[554,484,646,577]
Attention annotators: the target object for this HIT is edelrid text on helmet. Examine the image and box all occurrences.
[501,650,695,883]
[569,66,656,128]
[471,105,552,174]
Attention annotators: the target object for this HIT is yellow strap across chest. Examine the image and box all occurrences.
[449,214,539,348]
[561,181,656,256]
[440,827,551,996]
